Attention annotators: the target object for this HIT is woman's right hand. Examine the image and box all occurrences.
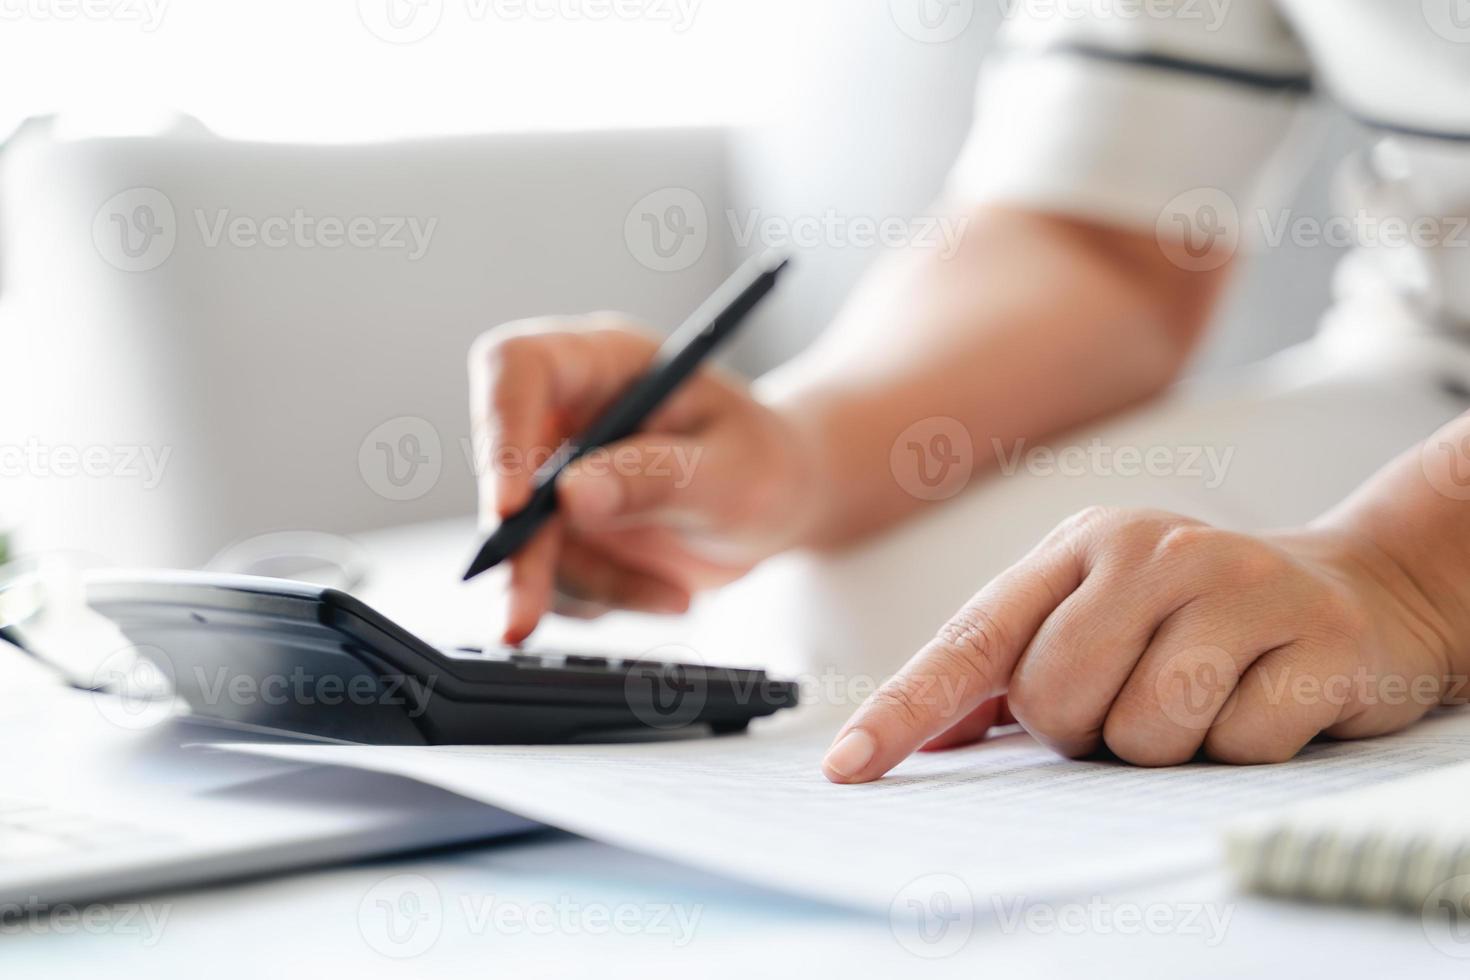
[468,315,819,644]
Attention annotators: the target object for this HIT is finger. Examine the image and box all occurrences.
[920,696,1014,752]
[559,434,717,530]
[1101,599,1279,766]
[1005,562,1188,759]
[1204,642,1355,764]
[469,331,555,521]
[470,326,726,522]
[821,535,1086,784]
[555,538,692,615]
[502,521,562,645]
[550,593,613,621]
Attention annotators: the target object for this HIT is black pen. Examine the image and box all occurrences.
[463,251,790,581]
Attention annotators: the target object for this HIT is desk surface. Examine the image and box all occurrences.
[8,519,1468,976]
[7,831,1461,978]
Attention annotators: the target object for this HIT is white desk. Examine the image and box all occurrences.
[7,519,1467,977]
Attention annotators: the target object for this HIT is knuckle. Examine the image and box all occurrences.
[865,683,928,732]
[1005,672,1085,748]
[1202,728,1298,766]
[470,320,542,366]
[1153,522,1217,562]
[1102,712,1199,768]
[933,606,1008,679]
[1054,505,1120,541]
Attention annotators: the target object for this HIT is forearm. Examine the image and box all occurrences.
[758,205,1228,548]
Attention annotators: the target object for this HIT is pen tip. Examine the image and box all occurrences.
[757,249,791,276]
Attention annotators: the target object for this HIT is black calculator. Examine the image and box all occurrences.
[85,572,799,745]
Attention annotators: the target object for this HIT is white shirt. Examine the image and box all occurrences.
[950,0,1470,335]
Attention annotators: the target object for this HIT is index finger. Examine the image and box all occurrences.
[468,323,643,520]
[821,537,1085,784]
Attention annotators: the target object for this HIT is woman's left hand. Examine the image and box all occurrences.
[821,506,1459,783]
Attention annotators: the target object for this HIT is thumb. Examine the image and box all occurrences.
[557,435,713,527]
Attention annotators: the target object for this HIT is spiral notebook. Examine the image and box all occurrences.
[1227,759,1470,913]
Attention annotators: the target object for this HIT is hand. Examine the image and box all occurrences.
[468,315,818,643]
[822,507,1460,782]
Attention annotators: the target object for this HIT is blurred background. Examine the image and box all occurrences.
[0,0,1371,569]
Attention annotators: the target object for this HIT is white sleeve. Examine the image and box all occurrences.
[949,0,1317,232]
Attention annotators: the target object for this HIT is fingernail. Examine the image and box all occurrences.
[561,470,621,518]
[823,729,876,779]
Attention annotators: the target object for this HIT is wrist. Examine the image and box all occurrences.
[759,394,841,551]
[1300,517,1466,683]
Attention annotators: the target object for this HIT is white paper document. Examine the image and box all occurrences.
[225,708,1470,911]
